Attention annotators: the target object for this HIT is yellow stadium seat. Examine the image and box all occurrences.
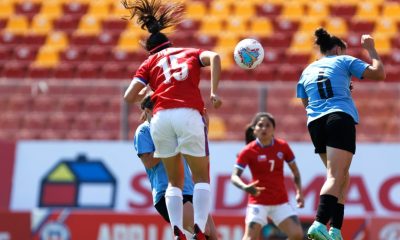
[5,15,29,34]
[30,14,53,34]
[76,14,101,35]
[225,17,247,36]
[44,31,68,51]
[87,1,110,19]
[289,31,314,53]
[249,17,273,37]
[0,1,14,18]
[325,18,348,37]
[34,46,59,67]
[208,115,226,140]
[200,17,223,36]
[232,2,255,20]
[298,17,323,34]
[185,1,206,20]
[306,2,329,19]
[382,2,400,20]
[354,2,380,20]
[373,34,391,54]
[212,46,234,70]
[373,18,397,38]
[280,2,305,20]
[116,31,141,51]
[111,1,130,17]
[39,1,62,19]
[216,33,238,49]
[209,1,231,18]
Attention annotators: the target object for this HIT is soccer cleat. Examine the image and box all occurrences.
[307,221,332,240]
[329,227,343,240]
[192,224,206,240]
[173,225,187,240]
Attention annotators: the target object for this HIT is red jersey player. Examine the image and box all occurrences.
[122,1,222,239]
[231,112,304,240]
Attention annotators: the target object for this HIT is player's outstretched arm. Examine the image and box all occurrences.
[361,34,386,81]
[200,51,222,109]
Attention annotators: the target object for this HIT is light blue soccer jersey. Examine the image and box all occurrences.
[133,122,194,205]
[297,55,369,125]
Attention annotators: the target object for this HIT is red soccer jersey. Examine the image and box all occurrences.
[235,138,295,205]
[134,47,205,114]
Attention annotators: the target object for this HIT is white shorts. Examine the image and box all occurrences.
[245,203,298,226]
[150,108,208,158]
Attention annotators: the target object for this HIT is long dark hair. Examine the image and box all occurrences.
[315,27,347,54]
[122,0,184,54]
[245,112,276,144]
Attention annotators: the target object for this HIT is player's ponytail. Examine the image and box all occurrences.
[315,27,347,54]
[122,0,184,53]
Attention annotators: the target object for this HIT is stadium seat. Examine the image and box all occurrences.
[70,32,96,46]
[76,14,102,34]
[60,47,87,63]
[280,2,305,20]
[4,15,29,34]
[381,2,400,20]
[373,18,397,37]
[30,14,53,34]
[329,3,357,19]
[32,95,57,112]
[22,113,47,130]
[200,17,224,36]
[289,32,313,53]
[102,18,127,33]
[86,46,111,62]
[53,62,77,79]
[0,32,23,46]
[252,65,276,81]
[209,1,231,18]
[59,96,83,112]
[76,62,100,79]
[297,17,323,34]
[63,2,88,16]
[27,65,54,79]
[276,64,302,81]
[101,63,127,79]
[116,31,140,51]
[249,17,273,37]
[2,61,28,78]
[0,46,13,63]
[87,1,110,19]
[99,114,120,131]
[348,19,375,33]
[306,2,329,19]
[272,18,299,34]
[39,129,65,140]
[0,113,22,130]
[65,129,91,140]
[0,1,14,18]
[232,2,255,20]
[53,15,80,33]
[354,2,380,20]
[225,17,248,36]
[39,1,62,19]
[72,112,97,131]
[23,33,46,47]
[34,46,60,67]
[256,3,282,17]
[96,32,119,47]
[15,2,41,18]
[8,95,32,112]
[44,31,68,51]
[325,17,348,37]
[216,34,238,49]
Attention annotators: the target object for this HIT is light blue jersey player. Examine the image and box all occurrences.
[131,94,218,240]
[297,28,385,240]
[297,55,369,125]
[134,121,194,207]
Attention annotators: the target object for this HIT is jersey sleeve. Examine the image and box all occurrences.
[235,147,250,171]
[134,59,150,84]
[283,142,295,163]
[197,48,206,67]
[345,55,369,79]
[133,124,155,156]
[297,77,307,98]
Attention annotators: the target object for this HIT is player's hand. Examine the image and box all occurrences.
[210,93,222,109]
[244,180,266,196]
[296,192,304,208]
[361,35,375,51]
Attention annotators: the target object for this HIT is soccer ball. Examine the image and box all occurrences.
[233,39,264,69]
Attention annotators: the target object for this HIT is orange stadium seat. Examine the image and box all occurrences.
[306,2,329,19]
[381,2,400,20]
[209,1,231,18]
[373,18,397,38]
[354,2,380,20]
[280,2,305,20]
[200,17,224,36]
[63,2,88,16]
[325,18,348,37]
[0,1,14,18]
[249,17,273,37]
[39,1,63,19]
[87,1,110,19]
[225,17,248,36]
[256,3,282,17]
[297,17,324,34]
[76,14,102,35]
[34,46,60,67]
[4,15,29,34]
[232,2,255,20]
[184,1,207,20]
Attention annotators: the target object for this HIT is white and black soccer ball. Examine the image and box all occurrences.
[233,39,264,70]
